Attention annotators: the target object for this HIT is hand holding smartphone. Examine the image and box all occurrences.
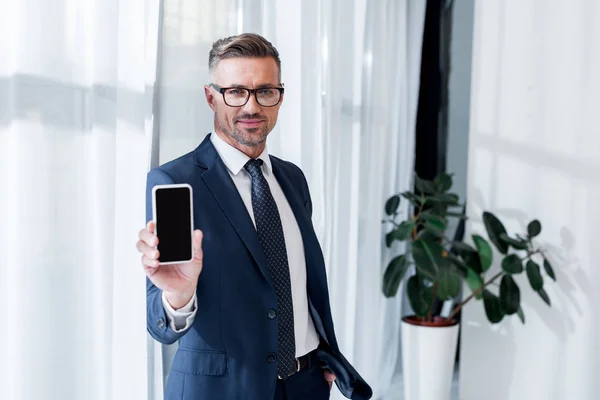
[137,182,202,309]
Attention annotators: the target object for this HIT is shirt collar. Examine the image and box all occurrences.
[210,132,272,176]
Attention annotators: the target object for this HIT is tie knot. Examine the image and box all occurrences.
[244,158,264,178]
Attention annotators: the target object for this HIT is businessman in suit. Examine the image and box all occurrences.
[136,33,372,400]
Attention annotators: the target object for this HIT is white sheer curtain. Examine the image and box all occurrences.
[153,1,425,399]
[0,1,159,399]
[460,1,600,399]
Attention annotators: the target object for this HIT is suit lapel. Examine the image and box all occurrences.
[270,157,318,270]
[195,135,272,286]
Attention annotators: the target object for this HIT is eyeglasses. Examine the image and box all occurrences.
[209,83,284,107]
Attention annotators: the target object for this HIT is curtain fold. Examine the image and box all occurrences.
[0,1,160,399]
[461,1,600,399]
[358,2,426,397]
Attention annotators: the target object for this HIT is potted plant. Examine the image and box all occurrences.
[382,172,557,400]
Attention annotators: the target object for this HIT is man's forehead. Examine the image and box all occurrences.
[213,57,280,81]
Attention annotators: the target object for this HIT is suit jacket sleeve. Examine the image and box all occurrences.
[145,167,194,344]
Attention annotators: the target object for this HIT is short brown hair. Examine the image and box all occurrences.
[208,33,281,80]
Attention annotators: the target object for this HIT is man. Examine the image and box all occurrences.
[136,33,372,400]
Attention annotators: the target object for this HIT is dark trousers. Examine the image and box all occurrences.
[273,364,331,400]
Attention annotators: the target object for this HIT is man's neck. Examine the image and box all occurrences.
[213,128,266,160]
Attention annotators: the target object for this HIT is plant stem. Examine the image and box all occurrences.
[411,203,425,241]
[447,270,504,322]
[427,282,438,322]
[521,249,541,260]
[385,218,400,228]
[521,249,542,261]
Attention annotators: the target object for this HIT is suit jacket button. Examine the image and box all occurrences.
[157,318,165,328]
[268,309,277,319]
[267,353,277,363]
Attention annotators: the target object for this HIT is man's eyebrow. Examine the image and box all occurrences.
[255,83,280,88]
[228,83,280,89]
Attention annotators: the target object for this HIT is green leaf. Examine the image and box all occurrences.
[443,193,460,204]
[499,233,529,251]
[401,191,423,207]
[434,173,453,192]
[525,260,544,291]
[483,212,509,254]
[420,213,447,231]
[543,257,556,281]
[516,306,525,324]
[386,221,415,247]
[396,221,415,241]
[446,211,468,219]
[428,193,460,205]
[447,253,468,277]
[385,195,401,216]
[417,228,445,241]
[415,175,437,195]
[431,202,449,215]
[407,275,434,317]
[537,287,551,306]
[412,239,442,280]
[501,254,523,274]
[499,275,520,315]
[452,241,477,253]
[385,231,394,248]
[472,234,493,272]
[527,220,542,237]
[462,250,483,274]
[483,290,505,323]
[437,266,462,300]
[382,255,410,297]
[466,267,484,299]
[423,221,447,235]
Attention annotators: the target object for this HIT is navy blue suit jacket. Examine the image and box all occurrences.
[146,134,372,400]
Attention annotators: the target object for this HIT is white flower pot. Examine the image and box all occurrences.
[401,316,460,400]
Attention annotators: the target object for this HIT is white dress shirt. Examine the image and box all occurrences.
[161,132,320,358]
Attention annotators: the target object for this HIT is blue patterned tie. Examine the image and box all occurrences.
[244,159,296,378]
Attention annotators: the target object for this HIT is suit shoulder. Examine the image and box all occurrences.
[149,150,197,182]
[269,155,305,178]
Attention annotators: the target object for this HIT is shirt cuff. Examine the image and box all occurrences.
[162,292,197,333]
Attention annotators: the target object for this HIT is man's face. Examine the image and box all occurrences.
[205,57,283,149]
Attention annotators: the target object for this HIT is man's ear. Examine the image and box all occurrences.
[205,85,217,112]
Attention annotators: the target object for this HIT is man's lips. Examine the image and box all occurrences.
[236,119,266,127]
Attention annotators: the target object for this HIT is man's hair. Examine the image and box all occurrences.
[208,33,281,81]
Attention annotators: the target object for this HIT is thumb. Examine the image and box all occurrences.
[193,230,203,263]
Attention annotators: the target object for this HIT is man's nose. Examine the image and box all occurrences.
[242,92,262,114]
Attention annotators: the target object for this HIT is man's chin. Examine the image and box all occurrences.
[235,129,268,147]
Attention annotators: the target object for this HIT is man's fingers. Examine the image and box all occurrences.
[193,230,203,260]
[324,370,336,381]
[139,226,158,247]
[324,370,336,390]
[136,240,160,258]
[142,255,159,268]
[146,220,155,234]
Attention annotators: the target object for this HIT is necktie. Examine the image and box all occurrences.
[244,158,296,378]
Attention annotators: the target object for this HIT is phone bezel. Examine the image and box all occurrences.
[151,183,194,265]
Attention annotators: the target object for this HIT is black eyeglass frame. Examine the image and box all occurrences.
[209,83,285,107]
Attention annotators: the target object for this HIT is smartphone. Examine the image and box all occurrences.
[152,183,194,265]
